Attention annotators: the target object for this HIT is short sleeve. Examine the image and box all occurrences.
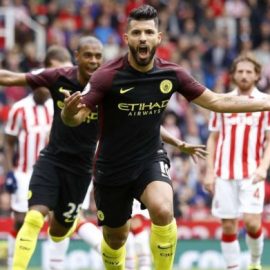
[175,67,205,101]
[26,68,60,89]
[208,111,221,132]
[82,67,116,111]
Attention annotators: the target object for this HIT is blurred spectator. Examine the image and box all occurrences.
[94,14,121,45]
[19,42,41,72]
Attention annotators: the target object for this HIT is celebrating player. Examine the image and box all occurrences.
[61,5,270,270]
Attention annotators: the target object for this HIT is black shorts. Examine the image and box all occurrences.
[94,158,172,228]
[28,158,91,228]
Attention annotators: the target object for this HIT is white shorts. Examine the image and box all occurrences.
[11,170,32,213]
[212,177,265,219]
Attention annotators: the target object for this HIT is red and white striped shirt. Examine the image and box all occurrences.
[208,88,270,180]
[5,94,53,173]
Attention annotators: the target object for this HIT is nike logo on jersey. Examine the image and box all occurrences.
[120,87,134,94]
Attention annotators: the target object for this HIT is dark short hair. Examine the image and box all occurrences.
[77,36,103,51]
[44,45,71,67]
[127,4,158,28]
[230,53,262,82]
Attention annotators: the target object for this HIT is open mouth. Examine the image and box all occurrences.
[138,46,149,58]
[87,66,98,74]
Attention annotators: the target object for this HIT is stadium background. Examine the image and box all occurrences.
[0,0,270,269]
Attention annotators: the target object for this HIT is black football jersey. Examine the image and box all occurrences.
[26,66,98,174]
[82,55,205,182]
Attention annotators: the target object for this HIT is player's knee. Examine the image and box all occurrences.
[245,220,261,234]
[222,219,237,234]
[150,202,173,224]
[49,225,70,238]
[105,235,127,249]
[103,227,129,249]
[49,217,79,241]
[25,210,45,228]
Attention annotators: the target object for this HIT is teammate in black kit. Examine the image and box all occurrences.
[61,5,270,270]
[0,36,103,270]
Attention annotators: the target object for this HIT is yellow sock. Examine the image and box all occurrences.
[150,219,177,270]
[13,210,44,270]
[101,238,126,270]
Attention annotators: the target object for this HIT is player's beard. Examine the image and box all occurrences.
[237,79,255,92]
[129,44,156,67]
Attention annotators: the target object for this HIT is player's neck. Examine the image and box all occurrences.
[77,70,88,86]
[237,86,255,96]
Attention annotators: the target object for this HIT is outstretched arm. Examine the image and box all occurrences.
[193,89,270,112]
[60,90,91,127]
[160,126,207,162]
[0,70,27,86]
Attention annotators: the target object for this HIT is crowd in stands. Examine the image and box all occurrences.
[0,0,270,221]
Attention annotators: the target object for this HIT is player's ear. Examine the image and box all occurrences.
[123,33,128,45]
[74,50,79,63]
[157,32,163,44]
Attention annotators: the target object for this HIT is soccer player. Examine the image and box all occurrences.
[204,54,270,270]
[0,36,103,270]
[3,44,72,269]
[61,5,270,270]
[43,47,103,270]
[0,35,205,270]
[4,76,53,270]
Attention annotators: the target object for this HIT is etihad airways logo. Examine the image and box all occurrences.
[118,99,169,116]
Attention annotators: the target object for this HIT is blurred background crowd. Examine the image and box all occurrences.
[0,0,270,221]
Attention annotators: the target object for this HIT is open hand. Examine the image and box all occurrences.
[178,142,208,163]
[60,89,86,122]
[203,171,215,195]
[251,166,267,184]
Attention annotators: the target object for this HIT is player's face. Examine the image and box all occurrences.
[76,43,103,84]
[233,61,259,92]
[124,19,162,69]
